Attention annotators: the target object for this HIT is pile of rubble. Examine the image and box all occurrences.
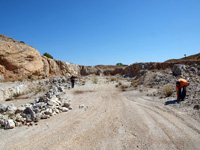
[0,77,72,129]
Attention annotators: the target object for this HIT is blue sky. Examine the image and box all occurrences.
[0,0,200,66]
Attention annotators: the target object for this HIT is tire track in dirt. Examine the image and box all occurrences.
[1,79,200,150]
[124,92,200,150]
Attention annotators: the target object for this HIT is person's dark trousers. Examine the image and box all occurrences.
[71,80,75,88]
[179,87,186,101]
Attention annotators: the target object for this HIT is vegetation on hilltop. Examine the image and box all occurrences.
[43,52,53,59]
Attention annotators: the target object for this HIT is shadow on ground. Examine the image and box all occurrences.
[165,100,181,105]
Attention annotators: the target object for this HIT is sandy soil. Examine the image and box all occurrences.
[0,78,200,150]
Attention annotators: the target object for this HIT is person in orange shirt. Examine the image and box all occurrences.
[176,78,190,101]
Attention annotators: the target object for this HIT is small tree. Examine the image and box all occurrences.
[43,52,53,59]
[116,63,123,66]
[116,63,128,66]
[20,41,25,44]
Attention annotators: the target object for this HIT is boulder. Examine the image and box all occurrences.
[69,106,73,110]
[0,104,7,113]
[5,119,15,129]
[62,100,70,108]
[33,102,46,109]
[48,96,61,106]
[173,64,186,76]
[15,121,22,127]
[79,104,84,109]
[38,96,49,103]
[6,103,17,115]
[23,107,35,122]
[61,107,69,112]
[34,113,41,122]
[58,86,64,92]
[0,115,7,127]
[40,114,50,119]
[15,106,25,114]
[15,113,24,122]
[44,108,53,116]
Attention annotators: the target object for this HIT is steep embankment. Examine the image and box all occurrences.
[0,34,80,81]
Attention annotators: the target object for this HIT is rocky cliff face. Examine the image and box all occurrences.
[0,34,80,81]
[80,61,200,78]
[1,34,200,81]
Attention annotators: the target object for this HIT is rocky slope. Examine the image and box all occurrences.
[0,34,80,81]
[165,53,200,63]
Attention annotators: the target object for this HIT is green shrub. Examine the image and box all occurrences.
[43,52,53,59]
[20,41,25,44]
[28,75,32,80]
[116,63,128,66]
[121,84,129,91]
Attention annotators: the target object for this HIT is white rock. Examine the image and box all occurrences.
[15,106,25,114]
[79,104,84,109]
[62,107,69,112]
[5,119,15,129]
[54,109,60,114]
[0,104,7,113]
[6,103,17,115]
[45,108,53,116]
[69,106,73,110]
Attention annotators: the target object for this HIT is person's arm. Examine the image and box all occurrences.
[186,82,190,86]
[183,81,190,90]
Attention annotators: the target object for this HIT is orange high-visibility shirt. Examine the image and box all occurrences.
[176,78,190,91]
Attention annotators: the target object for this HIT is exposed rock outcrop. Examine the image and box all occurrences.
[0,35,43,80]
[0,34,80,81]
[0,82,28,102]
[80,66,102,76]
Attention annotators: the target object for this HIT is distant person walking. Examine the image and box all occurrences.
[176,78,190,101]
[70,75,77,88]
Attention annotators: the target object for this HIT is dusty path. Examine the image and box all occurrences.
[0,78,200,150]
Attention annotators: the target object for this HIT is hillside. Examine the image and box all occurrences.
[165,53,200,63]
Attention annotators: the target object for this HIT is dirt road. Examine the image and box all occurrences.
[1,78,200,150]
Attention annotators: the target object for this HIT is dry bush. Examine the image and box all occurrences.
[92,77,98,84]
[35,87,46,95]
[12,91,25,98]
[163,86,173,97]
[82,81,86,85]
[131,79,138,87]
[121,84,129,91]
[110,77,117,82]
